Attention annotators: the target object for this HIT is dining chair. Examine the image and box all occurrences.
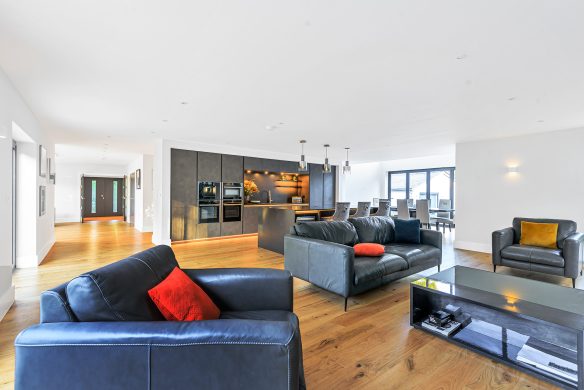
[351,202,371,218]
[330,202,351,221]
[370,199,390,217]
[397,199,410,220]
[415,199,436,229]
[434,199,454,232]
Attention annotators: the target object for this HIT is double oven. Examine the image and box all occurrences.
[197,181,243,224]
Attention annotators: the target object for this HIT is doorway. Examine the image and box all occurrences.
[11,141,17,269]
[82,177,124,222]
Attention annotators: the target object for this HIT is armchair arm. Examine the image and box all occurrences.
[492,227,514,265]
[563,232,584,278]
[284,235,354,297]
[184,268,293,312]
[16,320,302,390]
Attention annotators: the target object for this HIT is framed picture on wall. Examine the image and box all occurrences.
[39,145,47,177]
[136,169,141,189]
[39,186,46,216]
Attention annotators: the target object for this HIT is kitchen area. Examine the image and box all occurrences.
[170,148,338,251]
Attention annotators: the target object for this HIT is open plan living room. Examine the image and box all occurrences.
[1,1,584,389]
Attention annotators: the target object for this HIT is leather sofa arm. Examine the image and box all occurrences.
[420,229,442,252]
[284,235,355,297]
[563,232,584,278]
[492,227,514,265]
[15,319,303,390]
[184,268,293,312]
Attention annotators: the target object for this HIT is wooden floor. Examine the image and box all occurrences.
[0,221,567,389]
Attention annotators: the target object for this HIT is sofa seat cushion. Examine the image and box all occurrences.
[66,245,179,321]
[294,221,358,246]
[384,244,440,269]
[353,254,408,285]
[501,245,564,267]
[220,310,293,322]
[349,216,395,244]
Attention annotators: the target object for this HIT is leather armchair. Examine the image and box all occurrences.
[492,218,584,287]
[15,246,305,390]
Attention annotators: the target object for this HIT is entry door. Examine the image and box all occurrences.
[82,177,124,218]
[129,173,136,225]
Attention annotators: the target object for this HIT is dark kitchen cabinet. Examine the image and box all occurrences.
[170,149,198,241]
[198,152,222,182]
[243,207,260,234]
[222,221,243,236]
[244,157,264,172]
[309,163,336,209]
[222,154,243,182]
[196,221,221,239]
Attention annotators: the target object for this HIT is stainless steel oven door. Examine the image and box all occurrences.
[223,204,242,222]
[199,204,220,223]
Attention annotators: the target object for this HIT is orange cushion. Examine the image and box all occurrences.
[520,221,559,249]
[354,243,385,257]
[148,267,220,321]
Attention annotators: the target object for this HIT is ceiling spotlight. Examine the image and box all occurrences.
[246,170,252,174]
[162,119,168,123]
[180,102,188,105]
[264,171,269,175]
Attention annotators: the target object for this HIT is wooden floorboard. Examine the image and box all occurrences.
[0,221,567,389]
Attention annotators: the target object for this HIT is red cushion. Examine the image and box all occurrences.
[148,267,220,321]
[353,243,385,257]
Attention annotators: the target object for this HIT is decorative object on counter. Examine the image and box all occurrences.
[39,145,47,177]
[136,169,141,189]
[243,179,259,202]
[322,144,331,173]
[298,139,308,172]
[343,147,351,175]
[291,196,303,204]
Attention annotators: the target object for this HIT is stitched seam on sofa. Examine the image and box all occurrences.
[44,291,75,322]
[127,257,160,280]
[15,342,289,347]
[86,274,125,321]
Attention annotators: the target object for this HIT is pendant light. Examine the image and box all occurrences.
[298,140,308,172]
[343,147,351,174]
[322,144,332,173]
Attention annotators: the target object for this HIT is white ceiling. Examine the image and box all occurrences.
[1,0,583,163]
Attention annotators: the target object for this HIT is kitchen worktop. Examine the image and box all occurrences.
[243,203,309,208]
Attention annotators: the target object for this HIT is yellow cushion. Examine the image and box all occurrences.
[519,221,558,249]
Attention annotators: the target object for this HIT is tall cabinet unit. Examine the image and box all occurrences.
[197,152,222,239]
[309,163,337,209]
[170,149,198,241]
[221,154,244,236]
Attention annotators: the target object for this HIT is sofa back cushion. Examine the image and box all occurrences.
[66,245,179,321]
[512,217,576,249]
[394,219,421,244]
[293,221,358,246]
[349,216,395,244]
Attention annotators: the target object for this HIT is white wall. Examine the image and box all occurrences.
[455,127,584,253]
[55,162,127,223]
[339,153,455,206]
[126,155,154,232]
[0,67,54,320]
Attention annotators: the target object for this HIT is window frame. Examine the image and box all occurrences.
[387,166,455,208]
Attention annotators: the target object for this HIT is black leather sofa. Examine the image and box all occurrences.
[15,245,305,390]
[493,217,584,287]
[284,217,442,310]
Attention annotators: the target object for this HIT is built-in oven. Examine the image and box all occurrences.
[223,182,243,201]
[223,202,242,223]
[198,181,221,202]
[199,200,220,224]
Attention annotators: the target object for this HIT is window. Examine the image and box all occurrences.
[113,181,118,213]
[388,167,455,210]
[91,180,97,213]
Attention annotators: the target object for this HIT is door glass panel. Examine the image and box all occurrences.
[390,173,406,207]
[113,181,118,213]
[429,170,451,209]
[409,172,428,205]
[91,180,97,213]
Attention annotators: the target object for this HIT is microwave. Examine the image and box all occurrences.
[223,182,243,201]
[291,196,303,204]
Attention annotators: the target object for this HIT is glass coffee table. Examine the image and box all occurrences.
[411,266,584,389]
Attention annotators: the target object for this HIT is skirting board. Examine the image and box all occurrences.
[0,285,15,322]
[17,238,55,268]
[454,240,491,254]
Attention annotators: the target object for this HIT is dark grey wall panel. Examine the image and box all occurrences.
[243,207,260,234]
[197,152,222,182]
[222,221,243,236]
[170,149,198,241]
[221,154,243,183]
[323,165,336,209]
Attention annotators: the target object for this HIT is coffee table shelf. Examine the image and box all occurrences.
[411,266,584,389]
